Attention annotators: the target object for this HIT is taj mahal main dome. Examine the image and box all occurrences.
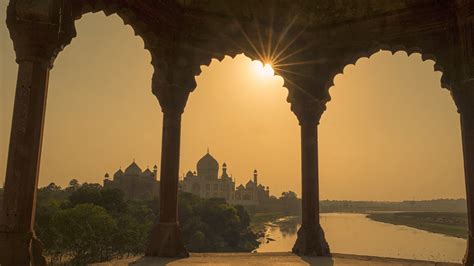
[196,151,219,179]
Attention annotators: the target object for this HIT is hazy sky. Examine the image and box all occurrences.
[0,6,465,201]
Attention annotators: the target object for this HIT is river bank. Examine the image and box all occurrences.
[249,212,288,231]
[255,213,465,262]
[367,212,468,239]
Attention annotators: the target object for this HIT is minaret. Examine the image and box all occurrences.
[253,169,258,186]
[222,163,228,178]
[153,164,158,180]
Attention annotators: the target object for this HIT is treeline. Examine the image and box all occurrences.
[33,180,258,264]
[320,199,467,213]
[244,195,467,216]
[245,191,301,216]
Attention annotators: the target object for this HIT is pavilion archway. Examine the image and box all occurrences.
[321,50,464,201]
[180,53,296,197]
[1,1,473,266]
[318,49,465,260]
[38,12,157,188]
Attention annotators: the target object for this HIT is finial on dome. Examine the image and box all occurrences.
[207,147,209,154]
[253,169,258,186]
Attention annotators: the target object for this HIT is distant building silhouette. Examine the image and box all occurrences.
[179,151,270,205]
[103,161,160,200]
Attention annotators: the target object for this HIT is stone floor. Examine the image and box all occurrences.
[92,253,461,266]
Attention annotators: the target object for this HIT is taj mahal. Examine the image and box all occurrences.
[180,151,270,205]
[102,151,271,205]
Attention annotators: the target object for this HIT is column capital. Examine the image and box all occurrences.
[151,70,194,115]
[6,0,76,68]
[291,96,327,127]
[452,79,474,116]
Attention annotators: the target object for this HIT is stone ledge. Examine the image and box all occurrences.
[91,252,461,266]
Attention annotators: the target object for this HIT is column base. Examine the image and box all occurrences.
[0,230,46,266]
[145,222,189,257]
[292,224,330,256]
[463,235,474,266]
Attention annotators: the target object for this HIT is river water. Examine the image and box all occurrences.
[256,213,466,263]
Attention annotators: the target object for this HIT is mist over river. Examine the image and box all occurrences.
[256,213,466,263]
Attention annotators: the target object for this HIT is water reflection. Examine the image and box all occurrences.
[279,219,298,237]
[256,213,466,263]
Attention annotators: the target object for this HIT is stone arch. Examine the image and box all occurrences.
[335,46,449,87]
[68,1,159,68]
[321,44,458,108]
[317,43,466,259]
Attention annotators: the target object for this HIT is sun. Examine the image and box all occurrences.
[251,60,275,78]
[262,63,274,77]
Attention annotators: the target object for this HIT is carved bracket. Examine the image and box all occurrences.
[7,0,76,67]
[290,90,327,126]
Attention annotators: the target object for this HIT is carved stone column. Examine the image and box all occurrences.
[145,65,193,257]
[145,109,188,257]
[453,86,474,266]
[0,1,74,265]
[291,97,330,256]
[455,2,474,265]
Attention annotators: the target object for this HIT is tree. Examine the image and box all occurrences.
[69,184,126,214]
[34,188,260,261]
[280,191,298,200]
[35,200,62,263]
[66,179,80,192]
[50,204,118,263]
[236,205,250,228]
[43,182,61,192]
[69,183,102,207]
[179,194,257,252]
[113,201,156,255]
[279,191,300,215]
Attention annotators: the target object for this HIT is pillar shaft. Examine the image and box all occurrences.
[300,122,320,228]
[0,61,50,266]
[145,110,188,257]
[461,104,474,265]
[290,97,330,256]
[159,112,182,223]
[292,120,330,256]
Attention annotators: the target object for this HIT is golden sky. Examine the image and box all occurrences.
[0,7,465,201]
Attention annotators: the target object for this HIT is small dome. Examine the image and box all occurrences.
[113,169,124,178]
[104,172,109,178]
[246,180,254,188]
[124,161,142,176]
[186,171,194,177]
[197,152,219,179]
[142,168,153,177]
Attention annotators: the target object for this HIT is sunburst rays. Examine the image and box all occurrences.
[224,2,320,100]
